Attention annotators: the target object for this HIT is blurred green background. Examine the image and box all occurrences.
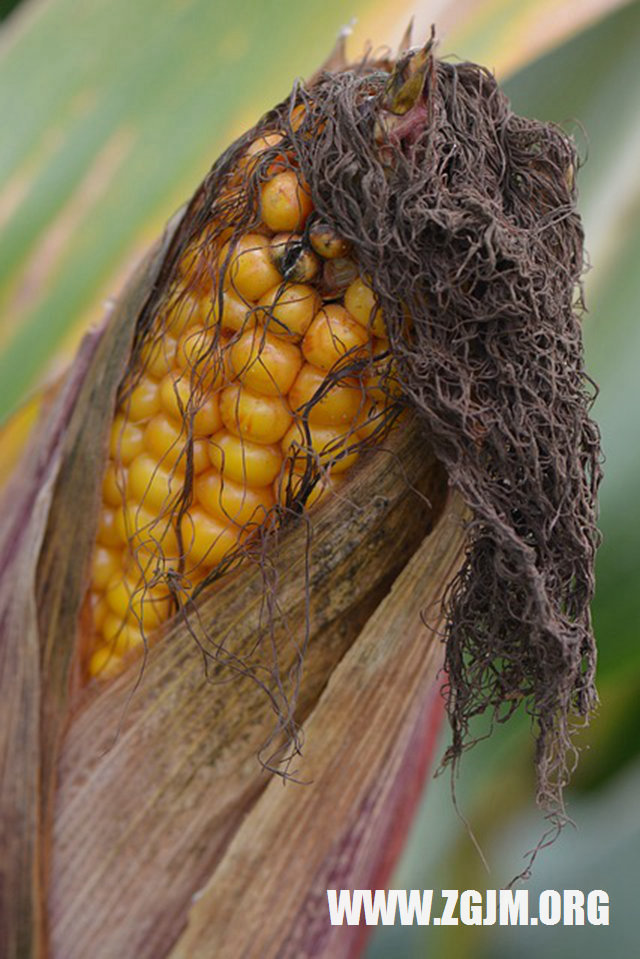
[1,0,638,955]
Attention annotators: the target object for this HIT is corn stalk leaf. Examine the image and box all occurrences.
[438,0,635,78]
[0,0,629,424]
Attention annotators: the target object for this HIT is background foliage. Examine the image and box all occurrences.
[1,1,638,956]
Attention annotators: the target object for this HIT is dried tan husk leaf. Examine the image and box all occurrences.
[171,492,468,959]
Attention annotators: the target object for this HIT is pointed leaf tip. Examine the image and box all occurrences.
[398,17,415,56]
[316,19,356,75]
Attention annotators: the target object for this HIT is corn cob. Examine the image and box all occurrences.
[85,132,400,680]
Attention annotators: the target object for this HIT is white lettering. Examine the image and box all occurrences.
[326,887,609,927]
[440,889,459,925]
[563,889,585,925]
[361,889,398,926]
[499,889,529,925]
[484,889,497,925]
[539,889,562,925]
[397,889,434,926]
[460,890,483,925]
[587,890,609,926]
[326,889,362,926]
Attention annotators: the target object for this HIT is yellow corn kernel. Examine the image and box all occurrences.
[281,421,361,474]
[366,369,401,404]
[365,342,402,404]
[175,323,212,371]
[89,591,110,632]
[91,545,123,590]
[127,452,184,512]
[260,170,313,232]
[105,573,172,631]
[289,103,307,132]
[196,469,274,528]
[269,233,320,283]
[175,324,230,390]
[102,461,126,507]
[139,333,178,380]
[162,290,210,336]
[308,220,350,259]
[220,383,292,445]
[159,373,223,436]
[302,305,370,372]
[123,375,162,423]
[229,328,302,396]
[180,507,243,568]
[177,226,217,295]
[289,363,365,426]
[209,430,282,486]
[144,413,210,473]
[237,133,287,178]
[96,506,122,548]
[102,613,146,656]
[257,282,320,341]
[354,401,392,440]
[109,414,146,465]
[87,645,126,680]
[211,289,255,334]
[114,501,179,556]
[344,276,386,338]
[126,544,182,580]
[221,234,282,301]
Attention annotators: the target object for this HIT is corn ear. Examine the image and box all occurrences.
[0,190,456,957]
